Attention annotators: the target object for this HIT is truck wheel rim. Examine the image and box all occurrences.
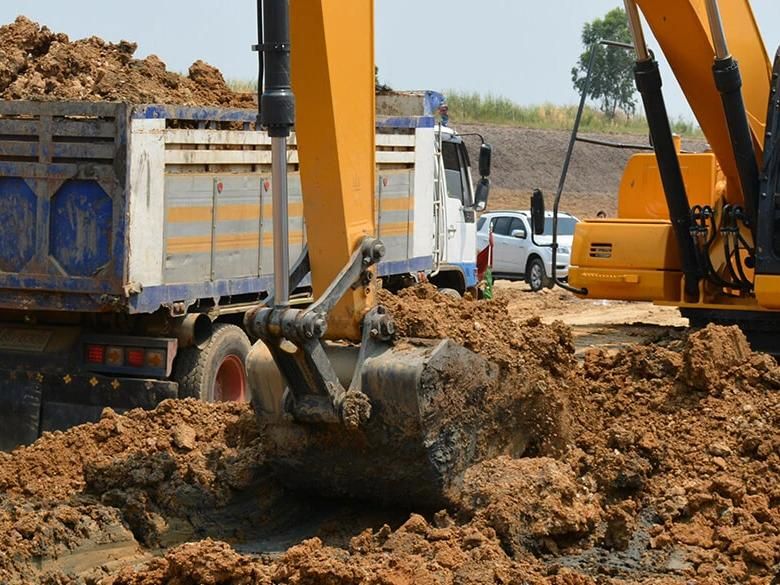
[215,355,246,402]
[530,264,543,289]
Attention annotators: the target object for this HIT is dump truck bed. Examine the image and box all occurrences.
[0,100,438,315]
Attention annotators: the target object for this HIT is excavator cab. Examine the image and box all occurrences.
[244,0,522,508]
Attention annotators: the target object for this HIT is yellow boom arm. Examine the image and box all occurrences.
[290,0,376,340]
[635,0,771,203]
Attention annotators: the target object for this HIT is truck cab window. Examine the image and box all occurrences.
[442,141,465,202]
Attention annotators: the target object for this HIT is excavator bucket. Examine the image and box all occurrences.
[247,336,529,509]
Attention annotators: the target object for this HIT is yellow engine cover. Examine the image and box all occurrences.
[569,220,683,302]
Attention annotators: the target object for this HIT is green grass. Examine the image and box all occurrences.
[445,91,702,137]
[227,79,257,93]
[226,80,702,138]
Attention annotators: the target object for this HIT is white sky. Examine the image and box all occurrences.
[1,1,779,120]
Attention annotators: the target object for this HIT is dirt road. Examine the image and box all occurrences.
[495,280,689,355]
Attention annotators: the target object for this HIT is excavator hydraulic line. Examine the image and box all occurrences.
[258,0,295,307]
[705,0,761,230]
[624,0,701,298]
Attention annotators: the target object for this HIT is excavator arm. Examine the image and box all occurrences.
[244,0,521,507]
[634,0,771,204]
[569,0,780,338]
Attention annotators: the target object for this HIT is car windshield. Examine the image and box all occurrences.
[544,216,577,235]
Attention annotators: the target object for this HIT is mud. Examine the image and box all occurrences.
[0,16,254,107]
[1,289,779,584]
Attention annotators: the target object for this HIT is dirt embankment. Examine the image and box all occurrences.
[0,288,778,584]
[0,16,254,107]
[458,123,708,218]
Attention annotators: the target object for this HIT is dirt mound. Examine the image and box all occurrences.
[0,16,254,107]
[0,400,264,583]
[107,540,268,585]
[2,285,780,584]
[381,285,574,460]
[459,457,603,556]
[570,325,780,581]
[381,284,574,373]
[458,123,708,218]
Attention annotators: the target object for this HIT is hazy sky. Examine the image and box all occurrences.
[2,1,779,120]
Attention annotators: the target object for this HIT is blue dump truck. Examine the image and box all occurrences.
[0,93,487,449]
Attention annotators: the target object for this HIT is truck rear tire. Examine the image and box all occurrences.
[172,323,250,402]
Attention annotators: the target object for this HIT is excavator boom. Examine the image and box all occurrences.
[634,0,771,203]
[245,0,520,507]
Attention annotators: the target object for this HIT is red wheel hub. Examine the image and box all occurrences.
[214,355,246,402]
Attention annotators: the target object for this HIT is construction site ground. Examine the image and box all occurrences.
[0,16,778,585]
[1,284,779,584]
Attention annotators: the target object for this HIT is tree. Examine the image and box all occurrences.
[571,8,636,120]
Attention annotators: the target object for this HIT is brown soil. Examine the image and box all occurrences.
[1,288,778,584]
[0,16,254,107]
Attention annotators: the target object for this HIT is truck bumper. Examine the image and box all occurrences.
[0,369,178,451]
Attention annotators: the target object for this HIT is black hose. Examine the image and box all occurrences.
[260,0,295,138]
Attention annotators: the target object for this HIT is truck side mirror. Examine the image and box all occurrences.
[511,228,527,239]
[474,178,490,212]
[531,189,545,235]
[479,144,492,178]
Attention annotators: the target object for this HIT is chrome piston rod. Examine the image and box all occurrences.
[271,136,290,307]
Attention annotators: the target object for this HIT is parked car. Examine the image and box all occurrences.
[476,210,579,291]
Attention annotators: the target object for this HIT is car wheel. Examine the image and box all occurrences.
[527,257,547,292]
[438,287,461,299]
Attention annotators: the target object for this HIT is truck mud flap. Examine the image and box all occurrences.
[0,375,42,451]
[40,375,179,435]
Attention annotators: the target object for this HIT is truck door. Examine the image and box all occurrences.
[441,139,476,272]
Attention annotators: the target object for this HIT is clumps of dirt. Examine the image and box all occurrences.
[679,324,762,393]
[113,518,596,585]
[0,16,254,107]
[458,457,603,556]
[106,539,269,585]
[380,284,575,374]
[381,284,575,468]
[0,400,265,583]
[569,324,780,581]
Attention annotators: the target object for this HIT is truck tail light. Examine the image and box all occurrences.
[82,336,175,377]
[85,344,106,364]
[126,348,145,368]
[145,349,166,369]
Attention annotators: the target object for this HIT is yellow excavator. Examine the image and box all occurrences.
[563,0,780,343]
[242,0,775,507]
[243,0,511,507]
